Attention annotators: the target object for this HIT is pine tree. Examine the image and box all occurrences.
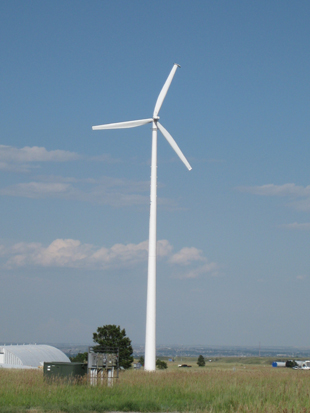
[93,324,133,369]
[197,354,205,367]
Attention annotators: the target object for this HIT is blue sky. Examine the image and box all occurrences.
[1,0,310,347]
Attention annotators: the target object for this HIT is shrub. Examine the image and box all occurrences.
[156,359,167,369]
[197,355,205,367]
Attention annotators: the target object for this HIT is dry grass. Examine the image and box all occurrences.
[1,361,310,412]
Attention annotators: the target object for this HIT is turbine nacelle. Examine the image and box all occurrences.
[92,64,192,171]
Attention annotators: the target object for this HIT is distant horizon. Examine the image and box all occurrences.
[2,342,310,350]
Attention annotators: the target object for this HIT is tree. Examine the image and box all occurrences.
[138,356,144,366]
[93,324,133,369]
[156,359,168,369]
[70,352,88,362]
[197,355,205,367]
[286,360,297,368]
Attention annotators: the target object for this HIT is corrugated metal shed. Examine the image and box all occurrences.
[0,344,70,368]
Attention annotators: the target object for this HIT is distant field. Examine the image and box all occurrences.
[1,357,310,412]
[158,356,278,368]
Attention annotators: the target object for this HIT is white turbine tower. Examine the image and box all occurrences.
[92,64,192,371]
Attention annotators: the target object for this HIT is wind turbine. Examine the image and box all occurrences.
[92,64,192,371]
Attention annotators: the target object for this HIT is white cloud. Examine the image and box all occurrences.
[237,183,310,197]
[237,183,310,212]
[291,199,310,211]
[0,161,37,173]
[4,239,146,269]
[0,182,74,198]
[169,247,219,279]
[0,176,177,208]
[0,145,81,171]
[90,154,121,163]
[281,222,310,230]
[0,145,81,163]
[157,240,173,257]
[0,180,150,206]
[0,145,120,172]
[169,247,205,265]
[1,238,218,278]
[178,262,220,279]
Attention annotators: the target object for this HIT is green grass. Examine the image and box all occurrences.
[1,359,310,412]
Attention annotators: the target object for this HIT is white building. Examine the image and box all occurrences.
[0,344,70,369]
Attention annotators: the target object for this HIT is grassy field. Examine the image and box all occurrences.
[1,358,310,412]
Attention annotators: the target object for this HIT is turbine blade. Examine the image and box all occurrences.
[92,118,153,130]
[153,64,180,118]
[157,122,192,171]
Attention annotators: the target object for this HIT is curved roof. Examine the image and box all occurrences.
[0,344,70,367]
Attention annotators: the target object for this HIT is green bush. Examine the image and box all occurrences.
[197,355,205,367]
[69,352,88,362]
[286,360,297,368]
[156,359,167,369]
